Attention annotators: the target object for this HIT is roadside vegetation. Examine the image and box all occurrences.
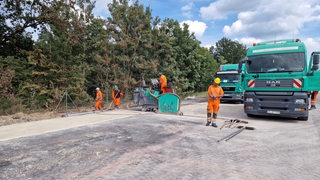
[0,0,246,115]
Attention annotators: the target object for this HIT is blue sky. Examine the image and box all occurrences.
[93,0,320,55]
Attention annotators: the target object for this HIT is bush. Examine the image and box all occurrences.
[0,97,13,115]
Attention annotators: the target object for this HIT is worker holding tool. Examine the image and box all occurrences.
[95,87,103,111]
[112,85,124,109]
[310,91,318,110]
[158,72,167,94]
[206,77,224,127]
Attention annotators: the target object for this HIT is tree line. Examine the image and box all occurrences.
[0,0,247,114]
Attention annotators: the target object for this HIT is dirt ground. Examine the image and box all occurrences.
[0,97,202,127]
[0,103,132,127]
[0,111,61,126]
[1,100,320,179]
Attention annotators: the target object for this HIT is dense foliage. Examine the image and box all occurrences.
[0,0,246,114]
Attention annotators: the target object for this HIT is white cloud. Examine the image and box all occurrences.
[200,0,258,20]
[93,0,113,17]
[181,2,194,19]
[201,0,320,39]
[304,38,320,56]
[237,37,263,48]
[181,2,193,11]
[180,20,207,39]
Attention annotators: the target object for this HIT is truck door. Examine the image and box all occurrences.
[306,53,320,91]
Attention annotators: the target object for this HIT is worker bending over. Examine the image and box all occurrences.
[158,72,167,94]
[112,85,124,108]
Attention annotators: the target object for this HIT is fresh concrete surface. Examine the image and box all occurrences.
[0,109,146,141]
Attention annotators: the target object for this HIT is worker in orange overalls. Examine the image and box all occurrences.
[206,77,224,127]
[158,72,167,94]
[310,91,318,110]
[95,87,103,110]
[112,85,124,108]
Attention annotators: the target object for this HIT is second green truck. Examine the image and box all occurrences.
[216,64,245,103]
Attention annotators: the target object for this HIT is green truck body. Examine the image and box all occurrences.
[216,64,244,102]
[239,39,320,120]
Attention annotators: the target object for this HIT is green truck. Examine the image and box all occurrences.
[239,39,320,120]
[216,64,244,102]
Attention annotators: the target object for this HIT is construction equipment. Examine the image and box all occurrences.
[132,78,181,114]
[158,93,181,114]
[133,79,160,112]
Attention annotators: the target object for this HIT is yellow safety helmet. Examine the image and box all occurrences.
[214,77,221,84]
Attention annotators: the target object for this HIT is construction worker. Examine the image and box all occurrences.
[310,91,318,110]
[112,85,124,108]
[166,82,174,93]
[206,77,224,127]
[95,87,103,110]
[158,72,167,94]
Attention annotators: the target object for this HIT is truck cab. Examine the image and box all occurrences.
[239,39,320,120]
[216,64,244,103]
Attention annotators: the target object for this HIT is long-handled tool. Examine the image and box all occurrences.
[107,100,114,110]
[220,119,248,130]
[225,127,246,141]
[217,126,255,142]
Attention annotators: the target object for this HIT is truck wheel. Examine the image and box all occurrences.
[298,116,308,121]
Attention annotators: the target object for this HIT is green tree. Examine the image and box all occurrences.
[23,0,95,109]
[158,19,217,93]
[107,0,158,93]
[213,37,247,64]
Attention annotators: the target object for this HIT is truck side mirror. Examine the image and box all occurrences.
[238,57,247,73]
[312,54,319,71]
[238,62,243,73]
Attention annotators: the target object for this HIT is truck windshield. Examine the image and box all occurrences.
[246,52,304,73]
[217,74,240,83]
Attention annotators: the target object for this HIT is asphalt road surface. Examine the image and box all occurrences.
[0,99,320,180]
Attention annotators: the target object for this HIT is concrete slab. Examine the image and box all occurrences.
[0,109,146,141]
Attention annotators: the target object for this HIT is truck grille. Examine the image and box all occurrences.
[254,79,294,88]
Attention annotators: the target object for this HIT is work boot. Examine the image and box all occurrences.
[211,122,218,128]
[206,121,211,126]
[310,105,316,110]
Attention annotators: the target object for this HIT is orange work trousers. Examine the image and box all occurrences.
[95,100,103,110]
[113,98,121,107]
[311,91,318,105]
[207,99,220,114]
[161,86,167,94]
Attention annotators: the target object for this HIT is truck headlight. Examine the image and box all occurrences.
[245,98,253,102]
[295,99,305,104]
